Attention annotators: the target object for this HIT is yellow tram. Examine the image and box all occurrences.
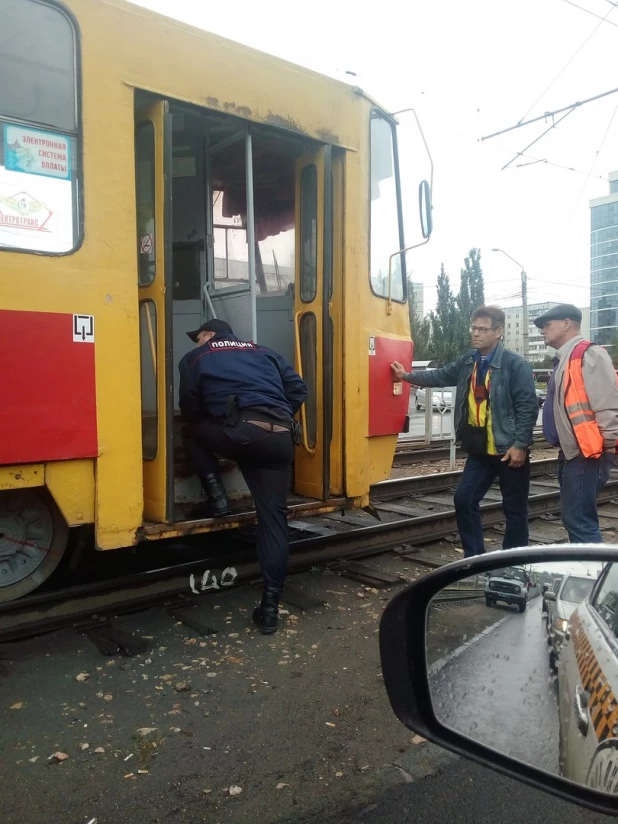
[0,0,432,601]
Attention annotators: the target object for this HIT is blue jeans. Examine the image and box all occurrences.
[454,455,531,557]
[558,453,614,543]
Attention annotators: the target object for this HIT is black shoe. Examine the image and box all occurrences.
[189,500,231,519]
[190,473,231,518]
[252,587,282,634]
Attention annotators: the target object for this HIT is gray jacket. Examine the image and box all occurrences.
[403,342,538,453]
[553,335,618,460]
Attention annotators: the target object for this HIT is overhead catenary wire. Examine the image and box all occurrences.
[488,142,609,181]
[480,85,618,142]
[434,122,609,182]
[485,293,524,302]
[485,277,590,311]
[587,99,618,163]
[563,0,618,28]
[528,276,591,290]
[516,1,617,126]
[501,108,576,171]
[513,154,607,181]
[550,100,618,252]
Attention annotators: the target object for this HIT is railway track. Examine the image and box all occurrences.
[431,589,485,606]
[394,432,551,466]
[1,458,616,643]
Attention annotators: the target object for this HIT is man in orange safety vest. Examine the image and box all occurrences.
[536,304,618,543]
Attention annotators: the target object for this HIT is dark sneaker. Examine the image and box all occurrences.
[189,499,231,519]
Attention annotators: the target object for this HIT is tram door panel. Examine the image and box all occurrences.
[135,101,174,523]
[294,146,338,500]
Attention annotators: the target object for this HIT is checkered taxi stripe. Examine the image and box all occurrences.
[571,612,618,742]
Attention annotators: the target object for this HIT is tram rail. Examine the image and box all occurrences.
[431,589,486,606]
[0,459,615,643]
[393,432,550,466]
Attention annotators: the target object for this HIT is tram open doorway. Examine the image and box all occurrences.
[136,94,342,530]
[134,95,343,532]
[169,106,299,521]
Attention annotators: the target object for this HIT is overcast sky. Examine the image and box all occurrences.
[133,0,618,312]
[536,559,607,576]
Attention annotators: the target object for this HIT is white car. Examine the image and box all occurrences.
[546,574,595,670]
[558,563,618,789]
[415,387,454,412]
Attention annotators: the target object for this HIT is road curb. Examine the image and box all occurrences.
[273,742,459,824]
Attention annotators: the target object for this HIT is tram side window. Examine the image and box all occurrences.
[211,134,296,295]
[0,0,79,254]
[139,301,158,460]
[298,166,318,447]
[136,123,156,286]
[300,313,318,448]
[300,165,318,302]
[592,564,618,639]
[212,190,249,291]
[370,113,404,301]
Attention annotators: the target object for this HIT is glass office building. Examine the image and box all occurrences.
[590,173,618,345]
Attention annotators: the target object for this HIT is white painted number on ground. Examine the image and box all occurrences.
[73,314,95,343]
[220,567,238,586]
[368,336,376,356]
[189,566,238,595]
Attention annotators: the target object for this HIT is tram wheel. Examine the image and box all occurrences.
[0,488,69,603]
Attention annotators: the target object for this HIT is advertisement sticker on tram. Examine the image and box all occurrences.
[0,189,52,234]
[0,124,74,253]
[4,124,71,180]
[0,178,73,253]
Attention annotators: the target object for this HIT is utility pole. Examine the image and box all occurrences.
[521,268,529,362]
[492,248,530,361]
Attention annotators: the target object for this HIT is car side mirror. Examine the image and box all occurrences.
[379,546,616,816]
[545,591,556,601]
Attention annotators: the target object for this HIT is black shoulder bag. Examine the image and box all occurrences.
[460,370,489,457]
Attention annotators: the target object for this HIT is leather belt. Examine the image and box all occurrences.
[244,419,290,433]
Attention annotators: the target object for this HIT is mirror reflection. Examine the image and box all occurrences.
[427,560,618,792]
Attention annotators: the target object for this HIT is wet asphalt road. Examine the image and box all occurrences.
[331,596,612,824]
[429,595,559,773]
[331,758,613,824]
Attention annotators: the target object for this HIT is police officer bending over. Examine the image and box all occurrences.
[178,319,307,634]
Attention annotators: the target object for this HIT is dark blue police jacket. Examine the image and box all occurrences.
[178,333,307,422]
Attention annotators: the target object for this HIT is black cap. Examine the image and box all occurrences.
[186,318,234,343]
[533,303,582,328]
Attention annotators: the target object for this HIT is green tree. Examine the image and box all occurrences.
[456,248,485,351]
[466,248,485,307]
[531,355,555,370]
[419,250,488,365]
[428,264,460,364]
[407,277,432,359]
[414,317,432,360]
[425,251,487,365]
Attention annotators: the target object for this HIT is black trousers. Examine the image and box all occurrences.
[181,420,294,590]
[453,455,531,557]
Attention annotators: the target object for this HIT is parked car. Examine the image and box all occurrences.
[485,566,531,613]
[415,387,453,412]
[542,576,562,616]
[536,388,547,407]
[546,574,595,670]
[558,562,618,788]
[378,544,618,815]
